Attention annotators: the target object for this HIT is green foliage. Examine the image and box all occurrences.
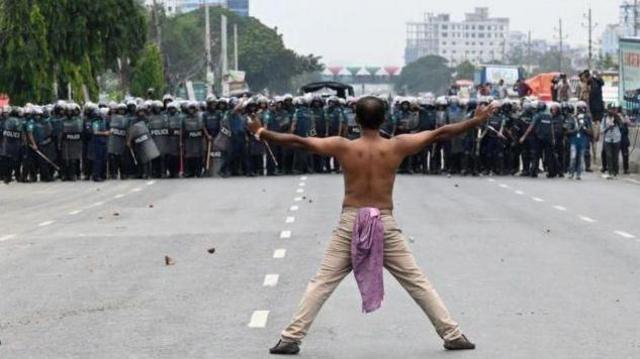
[454,61,475,81]
[0,0,147,105]
[530,50,575,75]
[0,3,51,105]
[596,53,617,71]
[161,7,322,93]
[395,56,452,94]
[130,44,166,98]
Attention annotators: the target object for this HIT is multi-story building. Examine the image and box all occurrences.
[144,0,249,17]
[601,24,622,57]
[405,7,509,66]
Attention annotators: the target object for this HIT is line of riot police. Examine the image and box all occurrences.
[0,93,606,183]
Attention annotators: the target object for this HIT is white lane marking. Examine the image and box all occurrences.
[280,230,292,239]
[296,188,304,193]
[514,190,525,195]
[531,197,545,202]
[146,180,156,186]
[300,176,308,181]
[294,197,303,202]
[298,182,306,187]
[248,310,270,328]
[68,210,82,215]
[488,178,496,182]
[263,274,279,287]
[289,205,299,212]
[624,178,640,185]
[273,249,287,258]
[0,234,16,242]
[90,201,105,207]
[499,184,509,189]
[114,194,125,199]
[285,216,295,224]
[131,187,142,193]
[553,205,567,212]
[614,231,636,239]
[38,220,55,227]
[578,216,596,223]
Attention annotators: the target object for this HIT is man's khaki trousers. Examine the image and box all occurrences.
[281,207,462,343]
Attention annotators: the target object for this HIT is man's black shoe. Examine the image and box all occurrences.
[269,340,300,355]
[444,334,476,350]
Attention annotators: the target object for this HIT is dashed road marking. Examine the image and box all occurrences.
[296,188,304,193]
[131,187,142,193]
[114,194,125,199]
[68,209,82,215]
[38,220,55,227]
[624,178,640,185]
[280,230,292,239]
[300,176,308,181]
[553,205,567,212]
[289,205,299,212]
[531,197,545,202]
[248,310,270,328]
[614,231,636,239]
[273,249,287,258]
[285,216,295,224]
[90,201,105,207]
[299,182,306,187]
[578,215,596,223]
[488,178,496,183]
[499,184,510,189]
[514,190,525,195]
[294,197,303,202]
[146,180,156,186]
[263,274,280,287]
[0,234,16,242]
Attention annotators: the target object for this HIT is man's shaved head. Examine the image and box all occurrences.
[356,96,386,130]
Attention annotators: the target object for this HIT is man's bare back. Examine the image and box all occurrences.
[247,98,495,210]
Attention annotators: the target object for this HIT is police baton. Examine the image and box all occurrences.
[34,148,61,171]
[129,146,138,166]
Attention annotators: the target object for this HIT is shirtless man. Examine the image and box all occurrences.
[246,96,496,355]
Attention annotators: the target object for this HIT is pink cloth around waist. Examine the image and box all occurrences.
[351,207,385,313]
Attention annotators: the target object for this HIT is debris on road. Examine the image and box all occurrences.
[207,248,216,254]
[545,229,551,233]
[408,236,415,243]
[165,256,175,266]
[148,204,154,208]
[308,199,313,203]
[454,184,459,188]
[113,212,120,217]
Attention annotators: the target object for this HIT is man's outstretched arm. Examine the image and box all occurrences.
[247,114,347,157]
[393,103,497,156]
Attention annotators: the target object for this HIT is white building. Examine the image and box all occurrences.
[601,24,622,57]
[405,7,509,66]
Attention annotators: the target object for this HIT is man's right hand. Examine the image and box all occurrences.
[474,102,498,123]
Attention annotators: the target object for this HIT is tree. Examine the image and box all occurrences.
[161,7,322,93]
[0,0,147,104]
[0,3,51,105]
[454,61,475,81]
[531,50,575,75]
[130,44,165,98]
[596,53,617,71]
[395,56,452,94]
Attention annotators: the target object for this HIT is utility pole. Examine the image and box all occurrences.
[220,14,229,95]
[636,0,638,36]
[233,24,239,71]
[204,2,213,92]
[554,18,568,73]
[527,30,532,74]
[582,8,598,70]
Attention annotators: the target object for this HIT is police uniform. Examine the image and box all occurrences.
[90,113,110,181]
[60,110,84,181]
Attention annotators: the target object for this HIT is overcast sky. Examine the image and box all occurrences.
[250,0,619,66]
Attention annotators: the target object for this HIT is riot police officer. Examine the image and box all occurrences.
[416,96,436,174]
[551,102,566,177]
[148,100,170,178]
[60,103,84,181]
[291,97,312,174]
[308,96,326,173]
[182,101,205,178]
[89,107,110,182]
[431,97,449,174]
[1,107,25,183]
[483,101,508,175]
[447,96,466,174]
[325,96,344,172]
[165,102,183,178]
[343,98,360,141]
[27,106,57,182]
[127,103,160,179]
[395,98,419,174]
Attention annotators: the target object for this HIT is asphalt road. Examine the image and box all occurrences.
[1,173,640,359]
